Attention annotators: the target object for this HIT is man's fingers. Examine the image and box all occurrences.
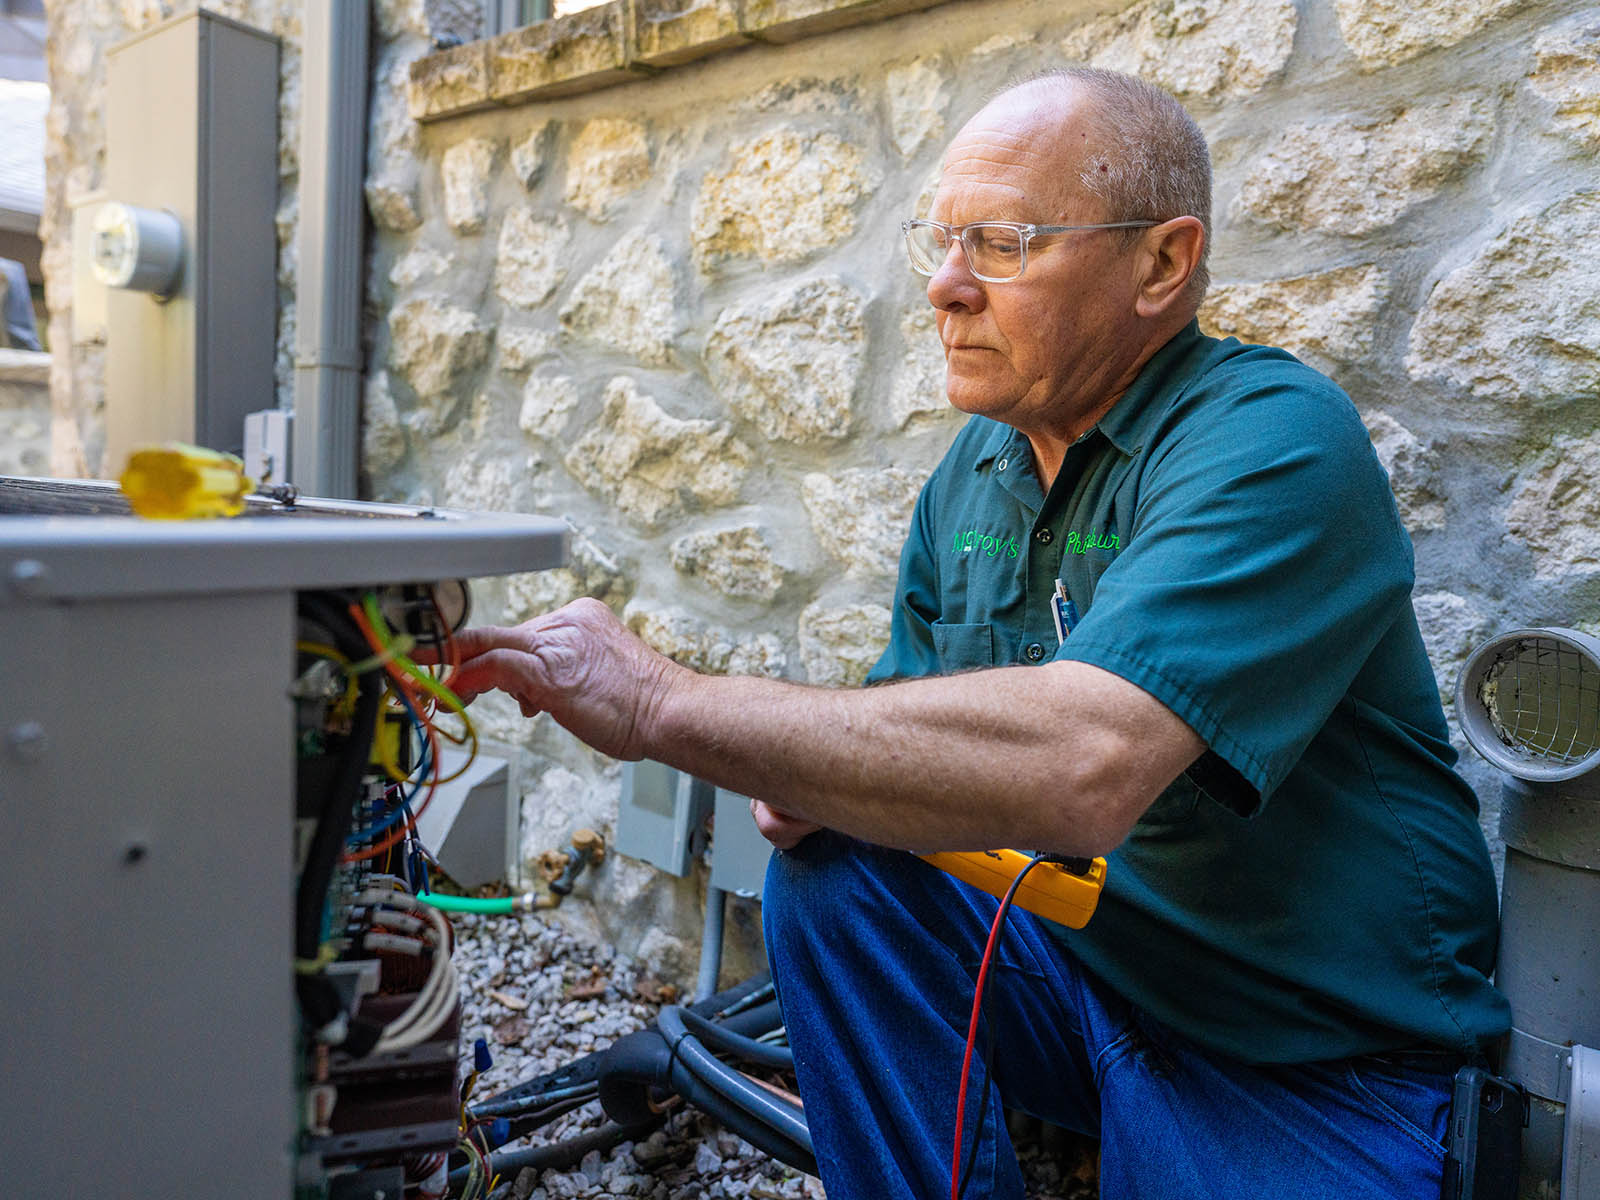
[445,647,544,710]
[750,799,822,850]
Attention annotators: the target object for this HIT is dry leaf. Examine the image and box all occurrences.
[492,1015,530,1045]
[489,989,529,1010]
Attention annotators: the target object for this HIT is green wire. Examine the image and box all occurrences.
[415,890,517,915]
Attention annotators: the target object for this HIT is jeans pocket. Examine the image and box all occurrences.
[1344,1061,1450,1159]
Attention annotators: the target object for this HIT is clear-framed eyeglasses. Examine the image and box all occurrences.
[901,218,1160,283]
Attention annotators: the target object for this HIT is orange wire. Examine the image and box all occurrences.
[340,600,445,864]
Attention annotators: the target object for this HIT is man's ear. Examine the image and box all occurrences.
[1133,217,1205,319]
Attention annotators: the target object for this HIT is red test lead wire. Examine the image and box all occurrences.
[949,854,1048,1200]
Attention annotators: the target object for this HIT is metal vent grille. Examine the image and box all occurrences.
[1459,628,1600,782]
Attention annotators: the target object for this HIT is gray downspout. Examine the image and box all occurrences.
[292,1,369,499]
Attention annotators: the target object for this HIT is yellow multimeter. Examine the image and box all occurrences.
[920,849,1107,928]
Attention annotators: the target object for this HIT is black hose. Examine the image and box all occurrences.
[678,1005,794,1071]
[593,1024,815,1174]
[447,1120,642,1193]
[657,1007,811,1154]
[714,998,785,1041]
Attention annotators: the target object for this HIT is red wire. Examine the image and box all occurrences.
[950,894,1012,1200]
[949,855,1051,1200]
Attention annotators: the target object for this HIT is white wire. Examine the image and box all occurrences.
[372,902,458,1054]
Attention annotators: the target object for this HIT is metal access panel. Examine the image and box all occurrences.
[617,761,713,876]
[710,787,774,898]
[0,479,566,1200]
[103,10,279,469]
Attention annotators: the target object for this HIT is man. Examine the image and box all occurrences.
[449,69,1509,1198]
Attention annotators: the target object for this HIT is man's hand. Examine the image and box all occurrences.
[750,799,823,850]
[444,598,682,763]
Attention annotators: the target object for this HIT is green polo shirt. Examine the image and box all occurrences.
[868,319,1510,1064]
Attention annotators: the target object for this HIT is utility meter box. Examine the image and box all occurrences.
[101,10,279,470]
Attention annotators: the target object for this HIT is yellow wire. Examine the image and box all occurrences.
[296,640,359,719]
[361,593,480,783]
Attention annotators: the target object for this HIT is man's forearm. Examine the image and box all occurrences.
[643,658,1200,855]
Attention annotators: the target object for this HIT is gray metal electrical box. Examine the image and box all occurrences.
[0,479,566,1199]
[616,760,712,876]
[102,10,279,469]
[710,787,773,898]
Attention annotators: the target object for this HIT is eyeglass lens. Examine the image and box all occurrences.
[905,222,1026,281]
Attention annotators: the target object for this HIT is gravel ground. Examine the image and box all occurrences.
[451,911,1098,1199]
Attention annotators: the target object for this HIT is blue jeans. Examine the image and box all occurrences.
[762,832,1454,1200]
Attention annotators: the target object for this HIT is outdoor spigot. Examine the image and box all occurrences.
[544,827,606,896]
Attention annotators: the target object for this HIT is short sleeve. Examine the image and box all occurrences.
[866,475,944,685]
[1057,366,1414,808]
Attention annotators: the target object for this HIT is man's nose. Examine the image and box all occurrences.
[926,239,986,313]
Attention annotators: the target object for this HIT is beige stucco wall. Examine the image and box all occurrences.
[41,0,1600,974]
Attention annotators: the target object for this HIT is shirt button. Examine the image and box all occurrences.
[1025,642,1045,662]
[1034,528,1053,545]
[997,458,1008,471]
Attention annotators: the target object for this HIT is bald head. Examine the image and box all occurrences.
[956,69,1213,304]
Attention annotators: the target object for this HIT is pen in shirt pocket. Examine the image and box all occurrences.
[1052,579,1079,645]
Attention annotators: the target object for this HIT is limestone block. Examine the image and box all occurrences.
[801,467,927,578]
[704,276,865,442]
[499,327,562,373]
[798,601,893,687]
[388,297,491,400]
[511,120,556,189]
[519,372,581,441]
[442,137,500,234]
[625,603,787,676]
[973,33,1032,57]
[1528,14,1600,149]
[890,306,953,427]
[744,76,860,115]
[505,523,632,618]
[669,525,786,601]
[1332,0,1526,69]
[742,0,950,44]
[632,0,748,68]
[1235,98,1493,236]
[442,449,541,513]
[408,40,490,121]
[692,130,874,267]
[367,53,422,228]
[389,246,453,290]
[361,370,407,475]
[495,208,573,308]
[1362,410,1445,532]
[1412,591,1495,704]
[489,4,631,107]
[1405,191,1600,404]
[1059,0,1297,100]
[563,117,652,221]
[565,376,752,527]
[559,232,678,364]
[886,57,949,158]
[374,0,429,40]
[1199,265,1386,369]
[1504,431,1600,578]
[365,179,422,232]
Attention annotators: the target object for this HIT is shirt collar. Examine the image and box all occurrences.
[1093,319,1207,456]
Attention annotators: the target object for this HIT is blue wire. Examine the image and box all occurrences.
[345,688,432,847]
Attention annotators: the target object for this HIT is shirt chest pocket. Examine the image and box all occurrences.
[931,620,996,673]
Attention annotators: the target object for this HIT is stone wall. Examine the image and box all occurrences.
[0,349,52,476]
[41,0,1600,975]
